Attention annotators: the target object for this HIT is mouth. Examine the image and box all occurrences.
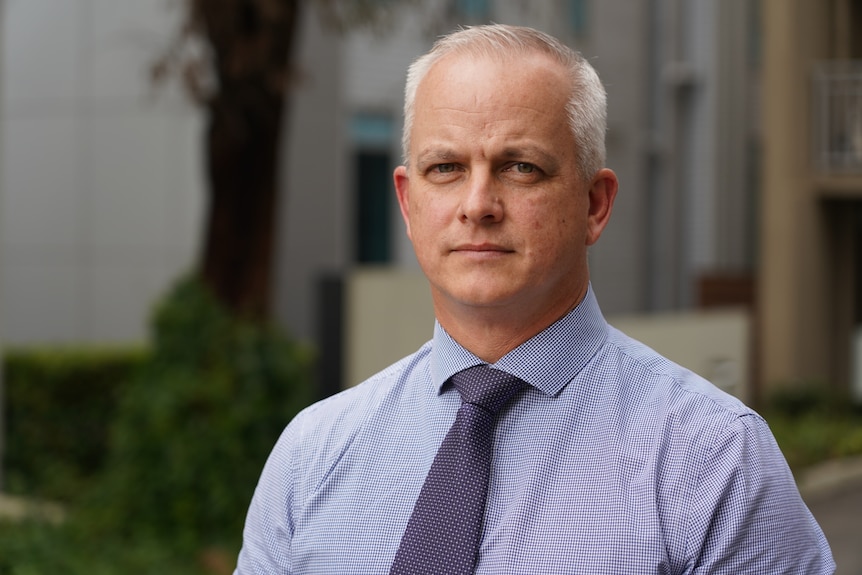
[451,243,515,255]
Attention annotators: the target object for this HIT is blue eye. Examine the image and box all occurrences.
[436,163,456,173]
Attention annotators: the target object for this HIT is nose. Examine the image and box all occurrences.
[459,170,503,224]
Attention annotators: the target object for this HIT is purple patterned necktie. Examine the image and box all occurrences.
[389,365,528,575]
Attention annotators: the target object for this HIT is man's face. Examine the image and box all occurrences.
[395,52,613,326]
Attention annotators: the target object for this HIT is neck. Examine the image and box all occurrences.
[433,286,587,363]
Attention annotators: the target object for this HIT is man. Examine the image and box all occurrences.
[236,24,834,574]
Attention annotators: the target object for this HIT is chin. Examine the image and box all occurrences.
[447,286,522,310]
[428,271,530,309]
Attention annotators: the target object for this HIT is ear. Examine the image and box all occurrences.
[394,165,412,240]
[585,168,618,246]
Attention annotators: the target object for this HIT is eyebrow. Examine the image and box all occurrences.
[415,148,460,168]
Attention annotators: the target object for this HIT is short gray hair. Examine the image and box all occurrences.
[401,24,607,180]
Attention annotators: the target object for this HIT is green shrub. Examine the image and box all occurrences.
[0,519,206,575]
[764,383,851,418]
[2,347,145,501]
[82,276,315,554]
[763,383,862,472]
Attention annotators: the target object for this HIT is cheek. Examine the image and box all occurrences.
[407,199,447,250]
[525,197,574,235]
[415,195,455,228]
[532,213,586,261]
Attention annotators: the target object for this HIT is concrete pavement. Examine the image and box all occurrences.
[800,456,862,574]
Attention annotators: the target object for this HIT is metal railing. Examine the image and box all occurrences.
[813,61,862,173]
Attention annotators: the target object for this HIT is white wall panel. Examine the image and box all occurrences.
[3,0,85,105]
[88,112,171,251]
[1,260,85,343]
[1,0,202,345]
[2,113,83,248]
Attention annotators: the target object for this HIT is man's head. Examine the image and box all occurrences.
[394,24,617,360]
[401,24,607,183]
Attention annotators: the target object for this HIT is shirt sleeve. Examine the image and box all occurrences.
[234,426,296,575]
[685,413,835,574]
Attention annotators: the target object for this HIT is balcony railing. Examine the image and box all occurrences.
[813,61,862,174]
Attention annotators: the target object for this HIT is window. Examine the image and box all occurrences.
[351,113,396,263]
[455,0,490,21]
[568,0,589,37]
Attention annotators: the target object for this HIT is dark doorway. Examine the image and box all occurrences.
[355,150,392,264]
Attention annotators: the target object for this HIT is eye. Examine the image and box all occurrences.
[502,161,543,182]
[424,162,463,184]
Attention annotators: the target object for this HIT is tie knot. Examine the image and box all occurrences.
[451,365,527,415]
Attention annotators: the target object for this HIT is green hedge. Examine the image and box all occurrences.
[3,346,146,501]
[0,276,315,571]
[762,385,862,472]
[84,277,315,551]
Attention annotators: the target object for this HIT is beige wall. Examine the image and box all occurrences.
[609,309,751,404]
[345,269,434,386]
[344,270,752,404]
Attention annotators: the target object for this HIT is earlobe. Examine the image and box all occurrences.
[586,168,618,246]
[394,165,412,239]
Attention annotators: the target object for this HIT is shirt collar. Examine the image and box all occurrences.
[430,284,608,397]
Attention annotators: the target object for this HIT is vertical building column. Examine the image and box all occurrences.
[760,0,804,392]
[759,0,833,392]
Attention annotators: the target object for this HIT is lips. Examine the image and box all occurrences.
[451,243,514,254]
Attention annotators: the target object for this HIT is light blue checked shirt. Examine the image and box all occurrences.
[236,286,835,574]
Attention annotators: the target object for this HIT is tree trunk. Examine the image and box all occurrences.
[201,87,282,319]
[198,0,301,320]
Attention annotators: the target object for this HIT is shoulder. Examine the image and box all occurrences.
[289,341,432,445]
[269,341,434,481]
[596,328,836,571]
[235,342,435,570]
[600,324,754,421]
[587,324,765,482]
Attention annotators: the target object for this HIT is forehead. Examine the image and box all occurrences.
[411,51,573,149]
[416,52,569,117]
[421,49,568,92]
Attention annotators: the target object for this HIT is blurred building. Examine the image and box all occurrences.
[10,1,857,401]
[281,0,762,394]
[760,0,862,399]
